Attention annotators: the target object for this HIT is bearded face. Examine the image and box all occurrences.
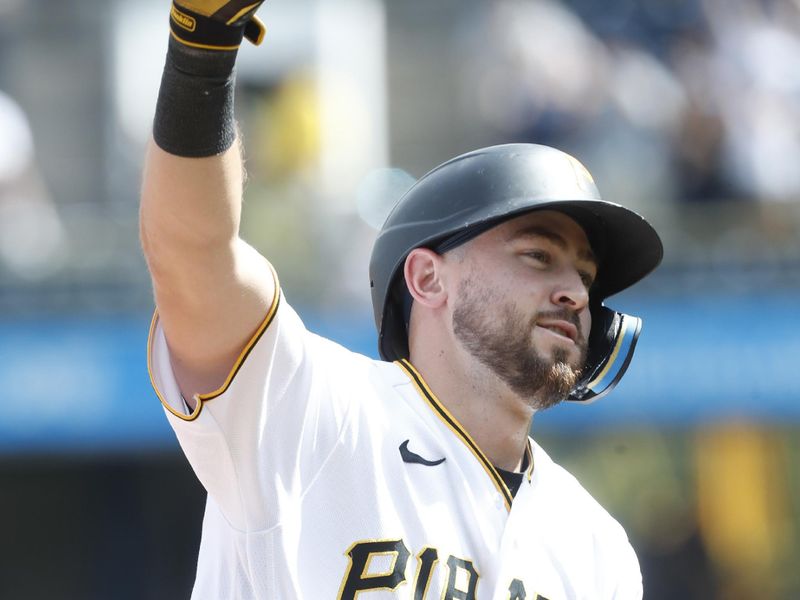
[452,277,588,410]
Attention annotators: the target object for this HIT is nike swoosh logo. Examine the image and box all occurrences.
[399,439,446,466]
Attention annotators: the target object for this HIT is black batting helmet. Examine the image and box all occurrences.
[368,143,663,403]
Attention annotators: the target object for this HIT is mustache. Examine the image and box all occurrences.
[531,309,586,346]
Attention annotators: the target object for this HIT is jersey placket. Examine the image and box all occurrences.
[395,359,524,596]
[494,453,576,600]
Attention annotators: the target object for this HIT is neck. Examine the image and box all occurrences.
[408,343,534,471]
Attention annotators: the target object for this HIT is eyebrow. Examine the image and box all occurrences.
[507,225,598,266]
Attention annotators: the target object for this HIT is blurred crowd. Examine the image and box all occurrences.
[0,1,798,599]
[0,90,66,281]
[2,0,800,295]
[467,0,800,205]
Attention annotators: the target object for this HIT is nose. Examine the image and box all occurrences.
[551,269,590,312]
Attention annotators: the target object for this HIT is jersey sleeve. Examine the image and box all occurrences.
[147,275,359,533]
[589,489,643,599]
[583,489,643,599]
[529,441,643,600]
[610,531,643,600]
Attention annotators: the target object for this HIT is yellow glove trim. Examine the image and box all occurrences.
[226,2,262,25]
[169,30,242,51]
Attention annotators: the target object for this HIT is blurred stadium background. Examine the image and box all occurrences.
[1,0,799,597]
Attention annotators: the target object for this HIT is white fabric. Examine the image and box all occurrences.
[150,297,642,600]
[0,91,33,182]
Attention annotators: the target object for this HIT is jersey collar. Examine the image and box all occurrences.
[396,359,534,511]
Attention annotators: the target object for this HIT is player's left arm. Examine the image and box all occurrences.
[143,1,357,533]
[141,0,275,407]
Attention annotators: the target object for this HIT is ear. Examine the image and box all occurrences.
[404,248,448,309]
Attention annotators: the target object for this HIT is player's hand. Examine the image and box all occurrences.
[169,0,268,51]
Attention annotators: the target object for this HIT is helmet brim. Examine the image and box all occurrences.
[529,199,664,300]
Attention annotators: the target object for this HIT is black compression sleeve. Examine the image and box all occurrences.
[153,37,240,157]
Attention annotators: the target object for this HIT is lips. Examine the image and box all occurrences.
[536,320,578,343]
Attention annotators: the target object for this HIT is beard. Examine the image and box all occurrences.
[451,278,587,411]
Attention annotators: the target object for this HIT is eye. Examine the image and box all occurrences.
[579,270,595,289]
[524,250,551,265]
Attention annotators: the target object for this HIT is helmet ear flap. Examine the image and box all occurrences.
[378,277,412,361]
[568,305,642,403]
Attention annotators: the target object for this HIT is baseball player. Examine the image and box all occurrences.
[142,1,664,598]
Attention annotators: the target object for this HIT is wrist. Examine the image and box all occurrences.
[152,37,238,157]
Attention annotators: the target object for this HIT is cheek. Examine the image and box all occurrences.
[580,310,592,341]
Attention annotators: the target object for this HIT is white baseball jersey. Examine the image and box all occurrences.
[148,281,642,600]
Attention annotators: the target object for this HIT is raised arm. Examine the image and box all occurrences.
[140,0,274,406]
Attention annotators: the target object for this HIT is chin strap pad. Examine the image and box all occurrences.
[567,305,642,403]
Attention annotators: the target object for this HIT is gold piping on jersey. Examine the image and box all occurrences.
[337,538,411,600]
[361,550,402,579]
[524,442,534,483]
[442,554,481,599]
[146,264,281,422]
[396,359,514,511]
[412,547,439,600]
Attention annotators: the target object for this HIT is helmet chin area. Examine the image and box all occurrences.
[567,310,642,403]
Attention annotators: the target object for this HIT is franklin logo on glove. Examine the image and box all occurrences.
[170,6,196,32]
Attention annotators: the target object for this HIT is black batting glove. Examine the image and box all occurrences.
[169,0,268,51]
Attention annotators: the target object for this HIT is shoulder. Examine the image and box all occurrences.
[529,440,642,596]
[304,328,394,377]
[530,439,634,546]
[299,328,411,399]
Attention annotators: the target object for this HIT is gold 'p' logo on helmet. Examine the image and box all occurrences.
[566,155,595,191]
